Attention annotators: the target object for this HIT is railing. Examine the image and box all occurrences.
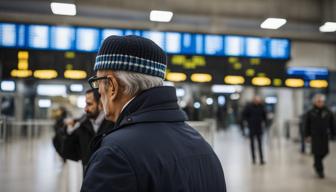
[284,118,301,141]
[0,116,7,142]
[1,118,218,145]
[0,117,54,141]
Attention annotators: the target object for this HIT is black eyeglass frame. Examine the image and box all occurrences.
[88,75,110,89]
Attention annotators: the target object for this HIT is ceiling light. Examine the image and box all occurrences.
[37,84,67,96]
[166,72,187,82]
[230,93,240,100]
[38,99,52,108]
[50,2,76,16]
[252,77,271,86]
[260,18,287,29]
[190,73,212,83]
[70,84,84,92]
[150,10,173,22]
[211,85,243,93]
[64,70,87,79]
[1,81,15,92]
[310,80,328,88]
[265,96,277,104]
[206,98,214,105]
[176,88,185,97]
[319,22,336,32]
[193,102,201,109]
[218,96,226,106]
[285,78,304,88]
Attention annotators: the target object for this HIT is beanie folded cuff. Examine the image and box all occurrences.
[94,54,166,79]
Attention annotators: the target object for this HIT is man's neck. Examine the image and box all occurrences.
[111,94,135,122]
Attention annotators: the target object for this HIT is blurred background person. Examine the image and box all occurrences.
[62,89,114,171]
[242,95,267,165]
[51,106,68,163]
[304,94,335,178]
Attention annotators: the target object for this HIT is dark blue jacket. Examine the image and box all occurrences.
[81,86,226,192]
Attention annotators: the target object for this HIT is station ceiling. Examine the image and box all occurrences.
[0,0,335,42]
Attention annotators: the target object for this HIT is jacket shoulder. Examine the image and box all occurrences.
[82,145,137,192]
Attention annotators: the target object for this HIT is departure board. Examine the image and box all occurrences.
[287,67,328,80]
[225,36,244,56]
[204,35,224,55]
[28,25,49,49]
[76,27,100,52]
[102,29,123,41]
[50,26,75,50]
[167,54,287,86]
[269,39,290,58]
[245,37,266,57]
[143,31,165,49]
[0,23,16,47]
[166,32,181,53]
[0,22,291,59]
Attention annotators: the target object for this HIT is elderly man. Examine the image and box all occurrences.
[82,35,226,192]
[305,94,335,178]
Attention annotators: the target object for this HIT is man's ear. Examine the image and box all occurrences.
[108,75,120,101]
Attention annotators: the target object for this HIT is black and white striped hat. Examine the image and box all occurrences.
[94,35,167,79]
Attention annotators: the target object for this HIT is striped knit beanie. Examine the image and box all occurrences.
[94,35,167,79]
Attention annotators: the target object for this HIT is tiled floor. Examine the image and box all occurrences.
[1,126,336,192]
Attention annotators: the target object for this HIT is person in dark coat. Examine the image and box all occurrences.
[304,94,335,178]
[52,106,68,163]
[82,35,226,192]
[62,89,114,170]
[242,96,267,165]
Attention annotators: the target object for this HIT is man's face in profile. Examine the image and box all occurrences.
[85,92,100,119]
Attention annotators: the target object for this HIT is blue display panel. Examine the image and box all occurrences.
[50,26,75,50]
[76,27,100,52]
[0,23,16,47]
[102,29,123,41]
[225,36,244,56]
[287,67,329,80]
[124,29,142,36]
[0,22,291,59]
[142,31,165,49]
[180,33,203,55]
[245,37,266,57]
[204,35,224,55]
[28,25,49,49]
[269,39,290,59]
[165,32,181,54]
[17,24,25,47]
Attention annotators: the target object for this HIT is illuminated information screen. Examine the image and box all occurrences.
[0,23,16,47]
[0,22,291,59]
[76,28,100,52]
[28,25,49,49]
[50,26,75,50]
[287,67,328,80]
[143,31,165,49]
[225,36,244,56]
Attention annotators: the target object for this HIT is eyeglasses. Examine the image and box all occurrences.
[88,76,109,89]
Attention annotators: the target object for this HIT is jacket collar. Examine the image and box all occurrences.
[114,86,187,129]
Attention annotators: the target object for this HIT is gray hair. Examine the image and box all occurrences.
[313,93,326,103]
[114,71,163,96]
